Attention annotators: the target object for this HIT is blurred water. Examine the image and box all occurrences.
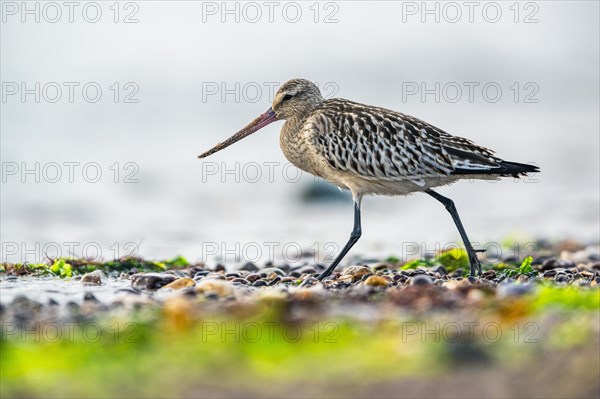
[1,1,599,264]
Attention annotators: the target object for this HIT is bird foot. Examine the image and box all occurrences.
[468,251,483,279]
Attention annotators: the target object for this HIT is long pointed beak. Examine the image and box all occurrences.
[198,108,278,159]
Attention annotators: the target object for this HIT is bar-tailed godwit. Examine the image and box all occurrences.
[198,79,539,280]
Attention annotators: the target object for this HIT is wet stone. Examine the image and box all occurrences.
[259,267,286,277]
[253,279,268,287]
[543,269,558,278]
[411,275,433,286]
[364,275,389,287]
[212,264,226,272]
[131,273,177,291]
[295,266,317,275]
[481,270,496,280]
[268,276,282,286]
[342,265,372,282]
[231,278,248,285]
[238,262,259,272]
[450,269,464,278]
[540,258,575,271]
[203,273,226,280]
[81,270,106,285]
[431,265,448,276]
[245,273,261,283]
[161,277,195,290]
[193,271,210,280]
[195,279,234,298]
[83,292,101,303]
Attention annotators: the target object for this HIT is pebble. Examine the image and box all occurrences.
[364,275,389,287]
[161,277,195,290]
[411,275,433,286]
[245,273,261,283]
[193,271,210,280]
[238,262,259,272]
[202,273,226,280]
[481,270,496,280]
[295,266,317,275]
[540,258,575,271]
[131,273,177,290]
[195,280,234,298]
[259,267,286,277]
[342,265,372,282]
[81,270,106,285]
[431,265,448,276]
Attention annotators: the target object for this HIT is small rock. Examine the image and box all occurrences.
[238,262,259,272]
[203,273,226,280]
[212,264,226,272]
[295,265,317,275]
[131,273,177,290]
[193,270,210,280]
[364,275,389,287]
[231,278,248,285]
[540,258,575,271]
[450,269,464,278]
[161,277,195,290]
[431,265,448,276]
[195,279,234,298]
[83,292,100,303]
[81,270,106,285]
[342,265,372,281]
[543,269,558,278]
[411,275,433,286]
[253,279,268,287]
[4,275,17,282]
[259,267,286,277]
[245,273,261,283]
[268,276,282,286]
[481,270,496,280]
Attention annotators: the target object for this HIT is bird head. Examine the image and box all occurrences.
[198,78,323,159]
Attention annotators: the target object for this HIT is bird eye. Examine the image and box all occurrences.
[282,93,294,102]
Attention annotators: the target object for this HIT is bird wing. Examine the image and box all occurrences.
[311,99,501,184]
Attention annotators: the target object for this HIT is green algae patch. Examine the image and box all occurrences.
[1,256,193,278]
[435,248,469,271]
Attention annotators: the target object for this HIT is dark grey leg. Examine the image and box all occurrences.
[425,189,482,278]
[317,198,362,280]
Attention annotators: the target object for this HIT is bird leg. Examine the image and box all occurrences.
[317,198,362,281]
[425,189,482,279]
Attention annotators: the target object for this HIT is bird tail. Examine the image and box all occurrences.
[453,161,540,178]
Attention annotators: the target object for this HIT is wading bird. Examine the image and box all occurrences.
[198,79,539,280]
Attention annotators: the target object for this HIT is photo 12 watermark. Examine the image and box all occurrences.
[0,320,541,345]
[1,162,140,184]
[401,81,540,104]
[1,82,140,104]
[200,1,340,24]
[1,1,140,24]
[1,241,141,264]
[201,81,339,104]
[400,1,540,24]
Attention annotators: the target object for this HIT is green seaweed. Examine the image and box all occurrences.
[434,248,469,272]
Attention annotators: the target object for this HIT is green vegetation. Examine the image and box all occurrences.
[1,256,191,278]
